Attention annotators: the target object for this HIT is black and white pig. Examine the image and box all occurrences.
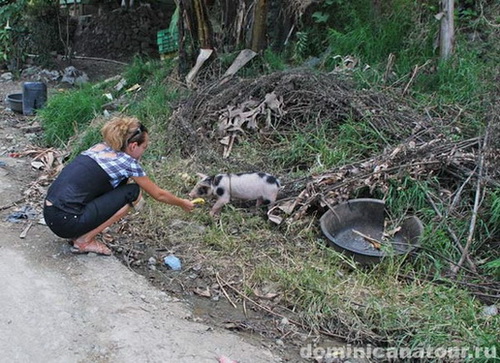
[189,172,281,216]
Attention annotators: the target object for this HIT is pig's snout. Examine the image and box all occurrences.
[188,186,200,199]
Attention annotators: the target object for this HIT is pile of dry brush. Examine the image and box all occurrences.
[169,69,500,301]
[169,69,500,298]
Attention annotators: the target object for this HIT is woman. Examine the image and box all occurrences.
[43,116,194,255]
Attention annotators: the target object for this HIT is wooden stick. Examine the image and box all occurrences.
[450,166,476,211]
[216,274,346,340]
[72,55,128,65]
[0,198,25,211]
[352,229,383,249]
[425,192,477,272]
[216,273,237,309]
[383,53,395,83]
[20,222,32,239]
[402,65,419,96]
[453,126,489,276]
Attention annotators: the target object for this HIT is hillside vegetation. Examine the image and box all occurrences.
[33,0,499,361]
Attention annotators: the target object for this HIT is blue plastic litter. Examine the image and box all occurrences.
[164,255,182,270]
[6,205,38,223]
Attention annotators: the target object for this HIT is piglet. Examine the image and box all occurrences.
[189,172,281,216]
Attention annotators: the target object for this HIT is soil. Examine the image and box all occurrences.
[0,59,339,363]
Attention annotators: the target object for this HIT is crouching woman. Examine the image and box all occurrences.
[43,116,194,255]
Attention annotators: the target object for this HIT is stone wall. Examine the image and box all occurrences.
[72,4,175,61]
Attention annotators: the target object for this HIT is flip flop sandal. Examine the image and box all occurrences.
[71,240,112,256]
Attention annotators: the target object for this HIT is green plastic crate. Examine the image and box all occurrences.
[157,29,179,54]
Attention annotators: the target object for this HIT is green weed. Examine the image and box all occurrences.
[486,189,500,232]
[123,56,159,85]
[67,118,105,158]
[38,85,107,147]
[413,50,486,109]
[262,49,286,72]
[256,228,497,349]
[484,259,500,280]
[271,118,385,173]
[318,0,424,68]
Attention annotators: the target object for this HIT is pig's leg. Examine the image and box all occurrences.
[256,194,276,208]
[210,196,230,216]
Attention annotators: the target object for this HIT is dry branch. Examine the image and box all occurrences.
[453,126,489,275]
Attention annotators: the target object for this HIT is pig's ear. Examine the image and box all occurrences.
[197,172,208,179]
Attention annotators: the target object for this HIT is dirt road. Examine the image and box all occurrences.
[0,86,279,363]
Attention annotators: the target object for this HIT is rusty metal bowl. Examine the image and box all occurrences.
[320,198,423,264]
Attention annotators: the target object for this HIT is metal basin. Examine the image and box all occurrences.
[320,198,423,264]
[6,93,23,114]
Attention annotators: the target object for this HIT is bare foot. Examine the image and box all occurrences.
[72,240,112,256]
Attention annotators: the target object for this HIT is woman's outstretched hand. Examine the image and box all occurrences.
[180,199,195,212]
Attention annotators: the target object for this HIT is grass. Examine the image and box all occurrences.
[270,117,386,174]
[36,5,500,358]
[37,85,107,148]
[37,57,181,158]
[132,155,499,353]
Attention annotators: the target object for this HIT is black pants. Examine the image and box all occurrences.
[43,183,140,239]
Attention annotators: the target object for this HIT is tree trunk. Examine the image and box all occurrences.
[178,0,214,77]
[193,0,213,49]
[439,0,454,60]
[268,0,293,51]
[221,0,246,49]
[250,0,268,52]
[178,0,190,77]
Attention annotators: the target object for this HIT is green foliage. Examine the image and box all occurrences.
[323,0,428,68]
[126,58,185,158]
[311,0,339,25]
[123,56,160,85]
[413,49,486,107]
[67,120,105,159]
[0,0,29,70]
[0,0,64,69]
[480,189,500,278]
[24,0,65,66]
[487,189,500,232]
[384,177,431,217]
[38,86,107,148]
[292,31,309,63]
[271,118,385,173]
[292,0,495,116]
[262,49,286,72]
[484,259,500,279]
[0,27,10,62]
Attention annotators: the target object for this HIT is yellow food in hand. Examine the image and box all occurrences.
[191,198,205,205]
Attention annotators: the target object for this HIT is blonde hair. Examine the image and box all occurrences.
[101,116,141,151]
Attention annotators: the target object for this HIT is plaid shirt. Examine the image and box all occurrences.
[82,143,145,188]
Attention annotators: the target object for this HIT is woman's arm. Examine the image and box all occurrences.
[131,175,194,212]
